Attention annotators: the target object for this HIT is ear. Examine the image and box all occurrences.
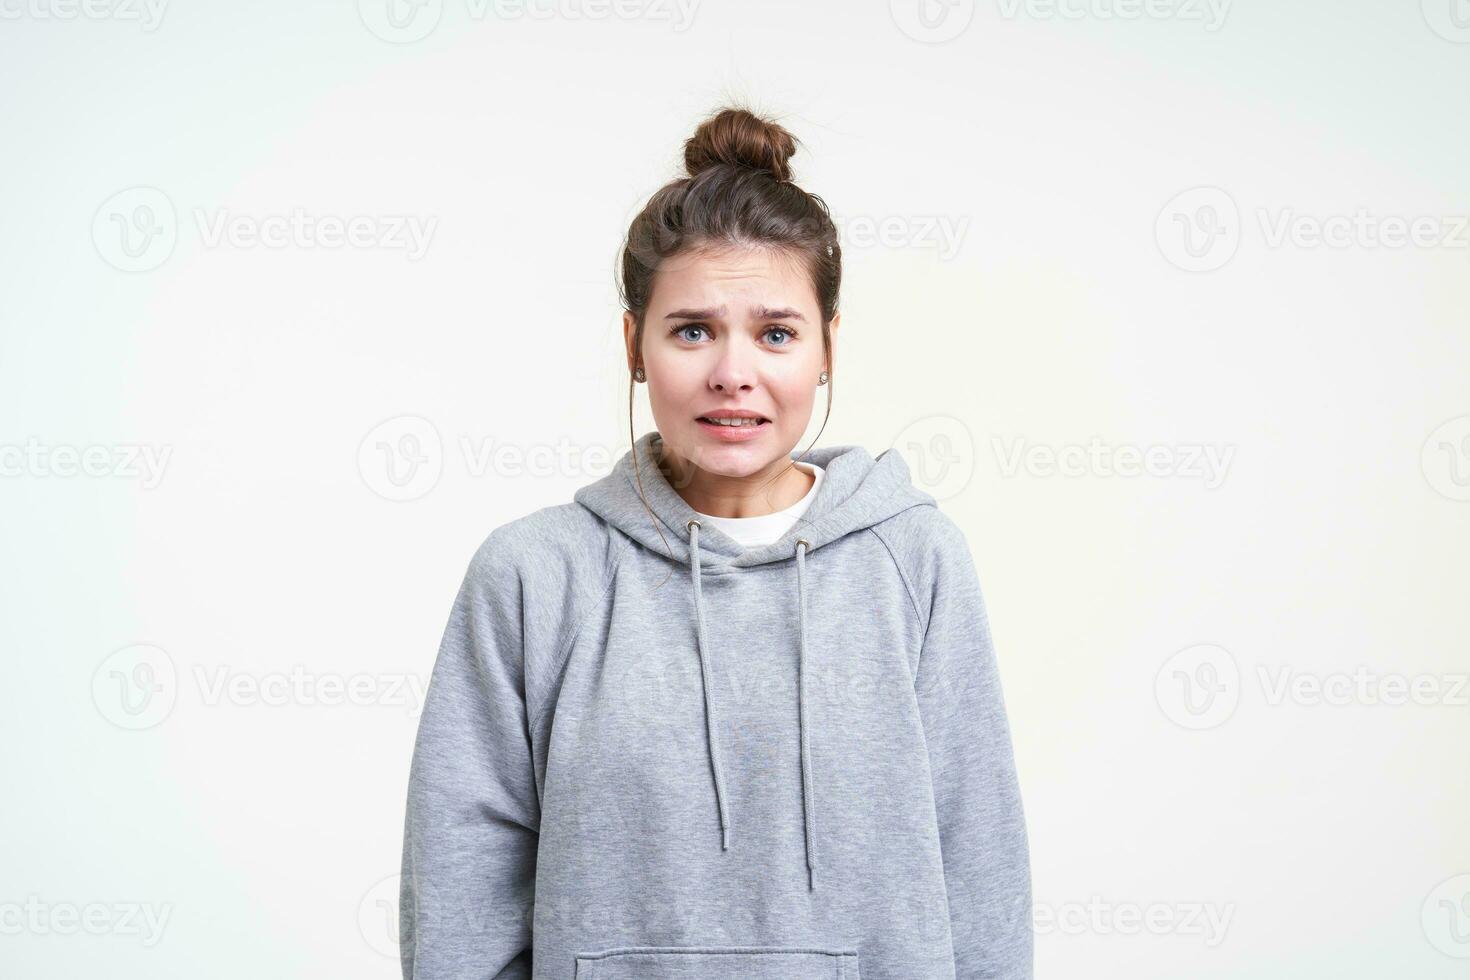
[827,311,840,365]
[622,310,639,373]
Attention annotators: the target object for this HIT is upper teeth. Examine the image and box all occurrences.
[705,417,762,426]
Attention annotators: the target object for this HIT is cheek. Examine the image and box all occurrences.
[765,370,817,408]
[645,365,702,409]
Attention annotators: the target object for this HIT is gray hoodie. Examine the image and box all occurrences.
[399,429,1032,980]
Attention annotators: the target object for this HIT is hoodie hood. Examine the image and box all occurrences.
[574,429,937,890]
[575,429,937,573]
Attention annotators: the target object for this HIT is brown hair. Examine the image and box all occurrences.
[618,106,842,566]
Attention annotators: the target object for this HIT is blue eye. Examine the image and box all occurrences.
[670,323,797,345]
[675,324,708,343]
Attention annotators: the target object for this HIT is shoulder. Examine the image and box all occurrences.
[869,502,975,570]
[867,504,982,621]
[462,501,621,600]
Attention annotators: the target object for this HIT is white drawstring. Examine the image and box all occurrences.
[684,519,818,890]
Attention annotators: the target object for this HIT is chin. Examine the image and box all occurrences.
[672,426,785,475]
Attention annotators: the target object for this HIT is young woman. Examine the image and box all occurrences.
[399,107,1032,980]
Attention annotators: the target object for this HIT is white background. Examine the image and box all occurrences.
[2,0,1468,977]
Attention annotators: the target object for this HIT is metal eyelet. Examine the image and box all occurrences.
[687,518,702,531]
[795,537,810,550]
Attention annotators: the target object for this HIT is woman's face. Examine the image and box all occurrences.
[625,245,839,480]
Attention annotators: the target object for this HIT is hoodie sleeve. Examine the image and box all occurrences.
[400,530,540,980]
[914,513,1033,980]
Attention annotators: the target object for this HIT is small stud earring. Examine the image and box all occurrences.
[818,370,829,385]
[633,366,645,382]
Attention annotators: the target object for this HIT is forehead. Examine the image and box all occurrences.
[648,245,815,316]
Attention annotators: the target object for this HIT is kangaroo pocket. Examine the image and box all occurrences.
[573,945,860,979]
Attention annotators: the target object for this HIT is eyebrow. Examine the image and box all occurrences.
[664,305,807,323]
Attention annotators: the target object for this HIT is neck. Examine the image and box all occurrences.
[658,444,815,518]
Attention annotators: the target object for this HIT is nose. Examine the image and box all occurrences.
[707,341,758,393]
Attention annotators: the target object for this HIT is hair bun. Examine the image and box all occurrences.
[683,107,799,183]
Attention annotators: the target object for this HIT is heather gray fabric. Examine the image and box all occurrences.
[400,429,1032,980]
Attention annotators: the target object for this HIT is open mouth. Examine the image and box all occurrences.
[696,416,770,428]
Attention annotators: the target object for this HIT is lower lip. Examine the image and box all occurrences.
[695,418,770,441]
